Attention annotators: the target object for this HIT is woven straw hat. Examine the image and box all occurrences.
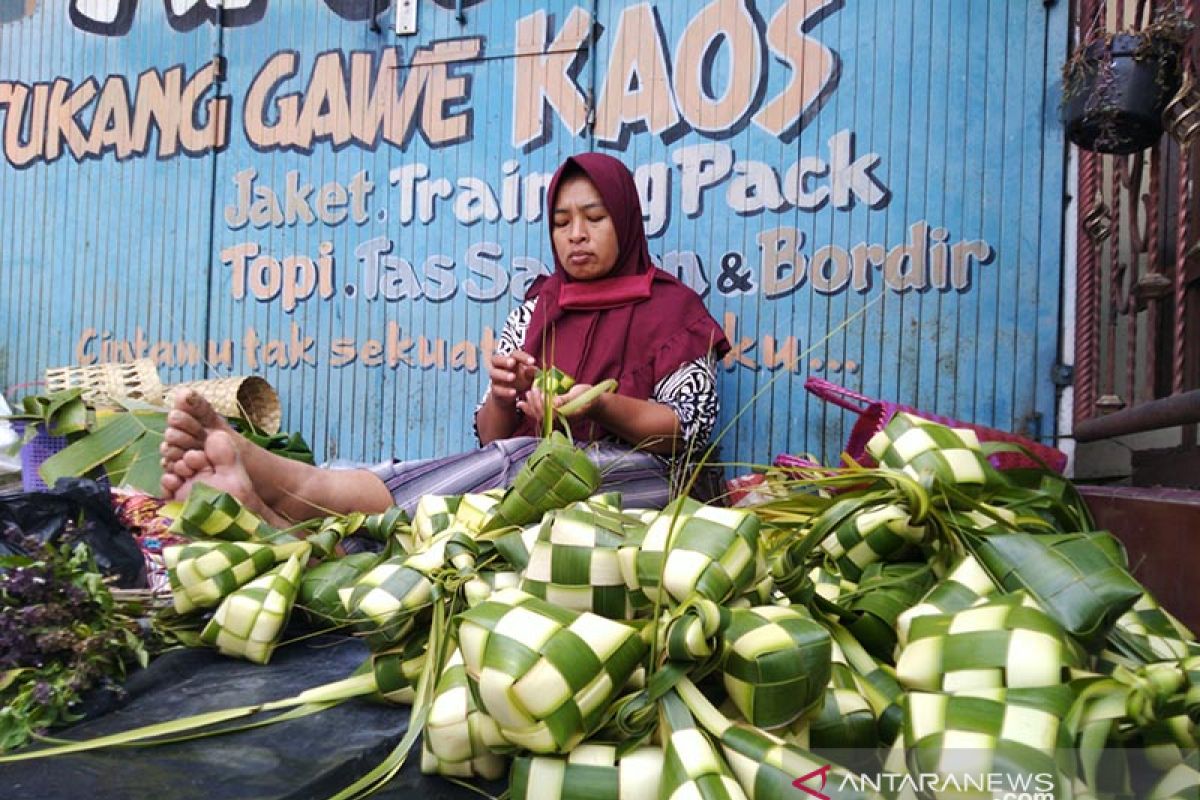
[166,376,282,435]
[44,359,165,407]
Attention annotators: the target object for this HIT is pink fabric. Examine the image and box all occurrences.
[515,153,729,441]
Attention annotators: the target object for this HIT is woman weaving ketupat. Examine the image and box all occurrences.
[158,152,731,523]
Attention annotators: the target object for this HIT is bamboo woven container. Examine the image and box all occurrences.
[44,359,165,407]
[165,377,282,434]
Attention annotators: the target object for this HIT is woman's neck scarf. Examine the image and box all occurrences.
[515,152,731,442]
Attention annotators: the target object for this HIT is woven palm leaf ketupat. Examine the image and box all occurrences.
[164,540,278,614]
[167,482,279,541]
[481,431,601,533]
[818,502,925,581]
[721,605,831,729]
[518,500,645,619]
[897,553,998,646]
[508,744,663,800]
[421,647,508,780]
[199,548,308,664]
[454,587,646,754]
[867,412,1005,489]
[625,497,761,606]
[895,593,1085,692]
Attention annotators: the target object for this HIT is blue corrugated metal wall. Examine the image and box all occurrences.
[0,0,1068,468]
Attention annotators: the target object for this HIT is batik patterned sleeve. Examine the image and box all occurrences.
[651,353,720,447]
[474,299,537,444]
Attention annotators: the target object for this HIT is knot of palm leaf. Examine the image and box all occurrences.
[895,592,1086,693]
[454,587,647,754]
[818,501,926,582]
[661,597,730,663]
[369,634,428,704]
[867,412,1006,491]
[1114,662,1192,727]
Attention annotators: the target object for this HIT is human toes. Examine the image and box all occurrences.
[161,472,183,499]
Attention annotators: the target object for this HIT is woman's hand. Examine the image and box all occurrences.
[486,351,537,408]
[517,382,603,429]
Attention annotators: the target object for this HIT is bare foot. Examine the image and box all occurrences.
[160,390,238,480]
[161,430,290,528]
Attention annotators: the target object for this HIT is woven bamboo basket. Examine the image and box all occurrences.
[44,359,165,407]
[165,377,281,435]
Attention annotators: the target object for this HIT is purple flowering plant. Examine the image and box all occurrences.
[0,524,150,752]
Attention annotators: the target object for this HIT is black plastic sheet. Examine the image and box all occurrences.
[0,478,145,587]
[3,636,500,800]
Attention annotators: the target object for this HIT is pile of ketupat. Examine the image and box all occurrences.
[3,415,1200,800]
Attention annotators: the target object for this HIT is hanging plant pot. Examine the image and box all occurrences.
[1063,32,1184,155]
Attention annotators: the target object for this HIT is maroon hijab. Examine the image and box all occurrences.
[514,152,730,441]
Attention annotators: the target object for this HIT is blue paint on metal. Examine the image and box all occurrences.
[0,1,1068,470]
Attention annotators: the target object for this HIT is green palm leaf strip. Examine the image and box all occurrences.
[420,645,508,780]
[896,593,1085,693]
[721,605,831,729]
[658,688,748,799]
[481,431,601,533]
[826,620,906,745]
[966,530,1145,651]
[519,500,643,619]
[454,587,646,754]
[199,547,308,664]
[509,743,664,800]
[363,633,429,706]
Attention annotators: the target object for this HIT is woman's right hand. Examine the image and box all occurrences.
[486,351,537,408]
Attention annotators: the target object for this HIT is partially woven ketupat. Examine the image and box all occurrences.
[899,686,1075,800]
[455,587,646,753]
[819,501,925,581]
[454,492,503,534]
[721,605,831,729]
[896,593,1084,693]
[482,431,601,533]
[1108,593,1200,664]
[508,743,663,799]
[421,647,507,780]
[623,497,761,606]
[168,483,278,541]
[519,500,644,619]
[199,549,307,663]
[165,540,278,614]
[297,552,379,627]
[867,412,1003,488]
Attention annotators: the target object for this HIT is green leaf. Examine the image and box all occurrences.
[0,669,30,693]
[39,413,144,486]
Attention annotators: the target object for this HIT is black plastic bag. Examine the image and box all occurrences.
[0,478,145,587]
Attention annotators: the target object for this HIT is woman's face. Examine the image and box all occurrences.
[551,173,620,281]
